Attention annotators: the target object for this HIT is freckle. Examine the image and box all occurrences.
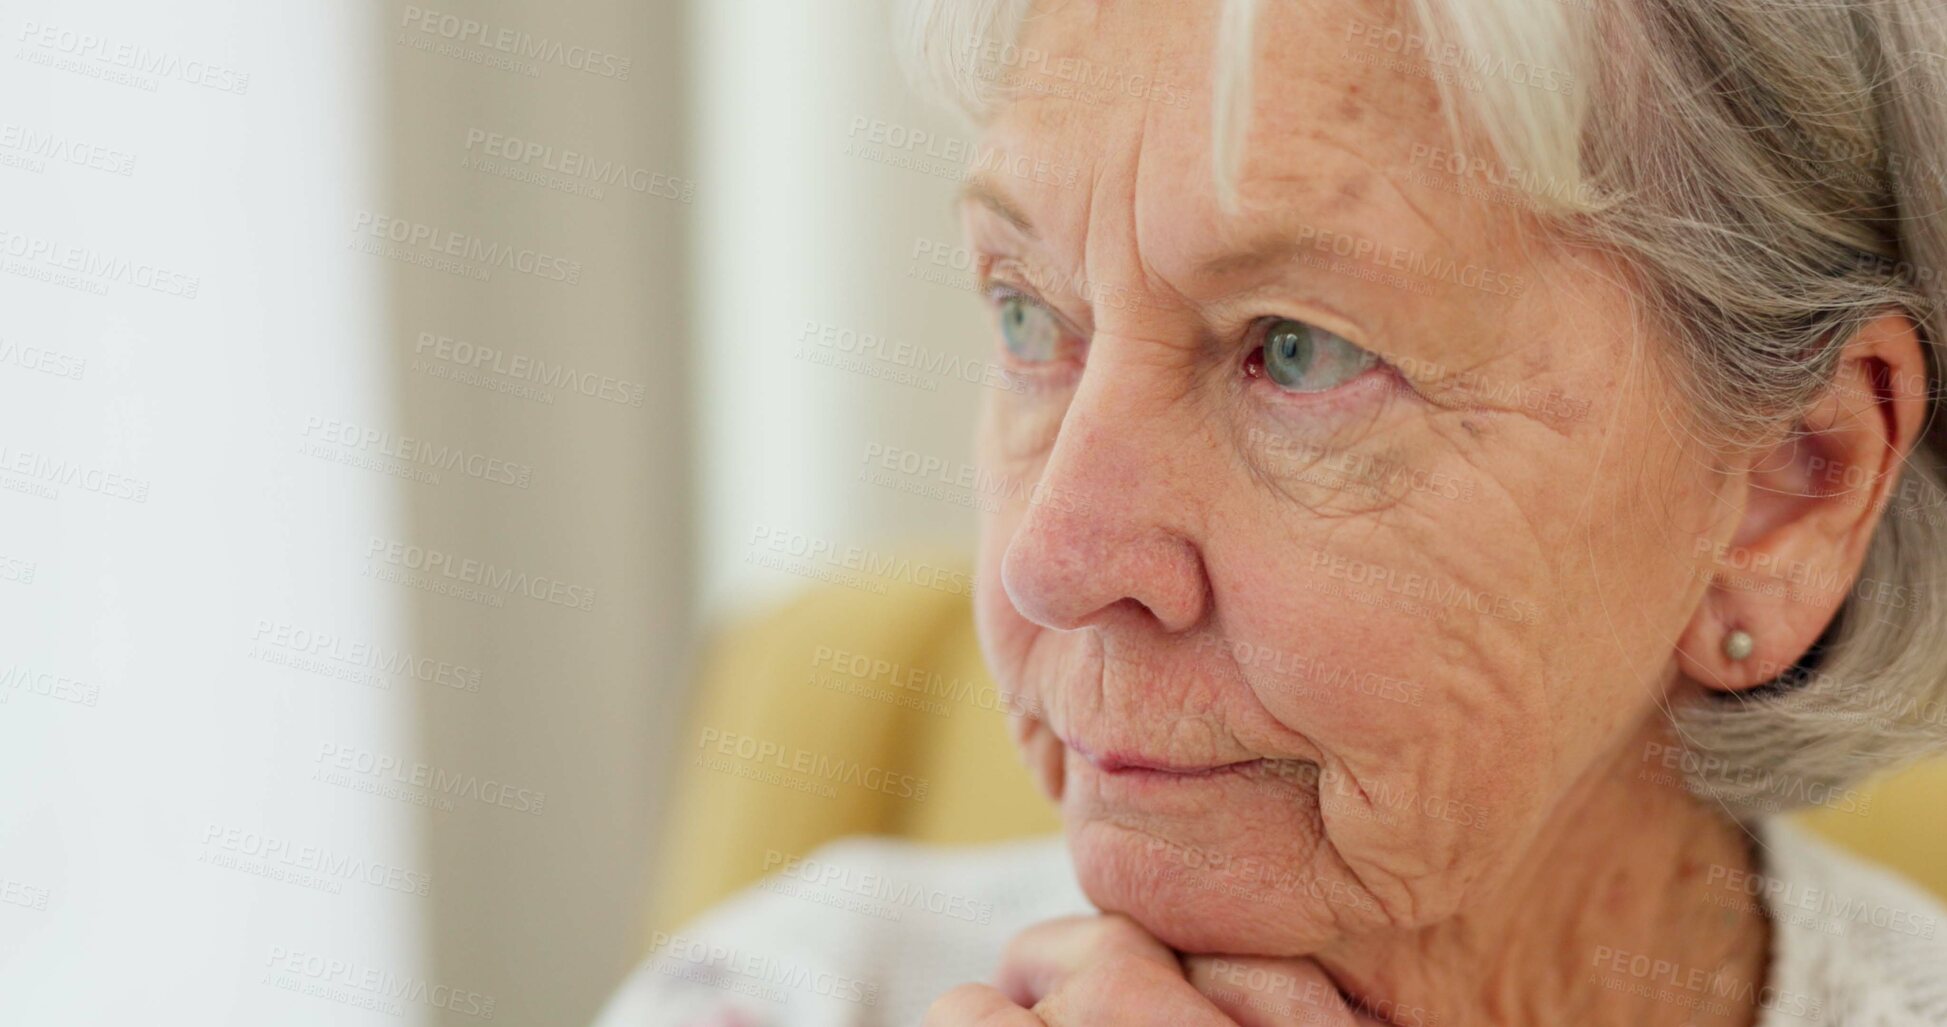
[1336,94,1364,124]
[1336,176,1370,205]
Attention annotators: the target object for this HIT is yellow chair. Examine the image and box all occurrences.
[648,564,1947,944]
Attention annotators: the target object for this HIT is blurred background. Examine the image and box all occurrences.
[5,0,1946,1025]
[0,0,994,1022]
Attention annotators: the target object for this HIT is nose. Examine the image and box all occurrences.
[999,344,1211,635]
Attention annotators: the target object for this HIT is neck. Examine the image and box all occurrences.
[1319,715,1774,1027]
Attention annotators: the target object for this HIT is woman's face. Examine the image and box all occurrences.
[969,0,1727,955]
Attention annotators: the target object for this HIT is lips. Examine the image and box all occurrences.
[1064,737,1267,777]
[1089,753,1267,777]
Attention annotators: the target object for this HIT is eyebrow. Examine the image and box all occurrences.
[956,174,1037,238]
[1196,235,1316,280]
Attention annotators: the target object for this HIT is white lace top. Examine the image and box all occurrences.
[594,819,1947,1026]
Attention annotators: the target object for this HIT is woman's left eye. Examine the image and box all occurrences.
[992,288,1063,363]
[1247,317,1379,393]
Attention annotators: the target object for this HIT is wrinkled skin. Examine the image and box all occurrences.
[944,0,1928,1023]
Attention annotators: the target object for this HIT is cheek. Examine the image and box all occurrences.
[1201,514,1562,929]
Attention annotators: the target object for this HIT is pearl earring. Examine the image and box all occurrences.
[1724,629,1754,662]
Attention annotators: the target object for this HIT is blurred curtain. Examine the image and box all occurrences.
[0,0,696,1024]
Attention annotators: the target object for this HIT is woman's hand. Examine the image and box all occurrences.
[922,914,1373,1027]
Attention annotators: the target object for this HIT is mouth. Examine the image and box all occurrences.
[1064,739,1270,779]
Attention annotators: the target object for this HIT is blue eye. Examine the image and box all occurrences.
[994,289,1061,363]
[1257,317,1377,392]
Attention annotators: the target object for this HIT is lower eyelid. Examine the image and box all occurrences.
[1249,362,1397,411]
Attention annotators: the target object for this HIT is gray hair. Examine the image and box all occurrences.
[897,0,1947,821]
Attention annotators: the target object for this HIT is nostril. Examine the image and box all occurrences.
[1104,596,1160,627]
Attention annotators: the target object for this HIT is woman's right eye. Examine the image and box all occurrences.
[991,287,1062,363]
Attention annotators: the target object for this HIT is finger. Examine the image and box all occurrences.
[1184,955,1366,1027]
[923,983,1046,1027]
[1034,954,1239,1027]
[995,914,1183,1007]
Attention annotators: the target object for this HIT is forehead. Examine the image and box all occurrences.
[972,0,1462,277]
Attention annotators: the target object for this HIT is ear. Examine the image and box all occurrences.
[1676,313,1931,692]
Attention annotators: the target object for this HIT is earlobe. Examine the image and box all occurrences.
[1722,629,1754,663]
[1674,312,1929,695]
[1675,597,1797,694]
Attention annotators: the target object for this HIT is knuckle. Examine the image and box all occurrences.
[1085,915,1176,973]
[925,983,1032,1027]
[1071,955,1165,1002]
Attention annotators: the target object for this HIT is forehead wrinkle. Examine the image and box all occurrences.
[1220,131,1462,271]
[1125,96,1201,318]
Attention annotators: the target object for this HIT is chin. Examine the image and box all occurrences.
[1060,783,1382,955]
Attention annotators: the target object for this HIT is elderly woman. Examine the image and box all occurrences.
[602,0,1947,1023]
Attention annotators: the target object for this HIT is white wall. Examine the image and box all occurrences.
[0,0,990,1020]
[0,0,425,1022]
[689,0,996,622]
[0,0,694,1024]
